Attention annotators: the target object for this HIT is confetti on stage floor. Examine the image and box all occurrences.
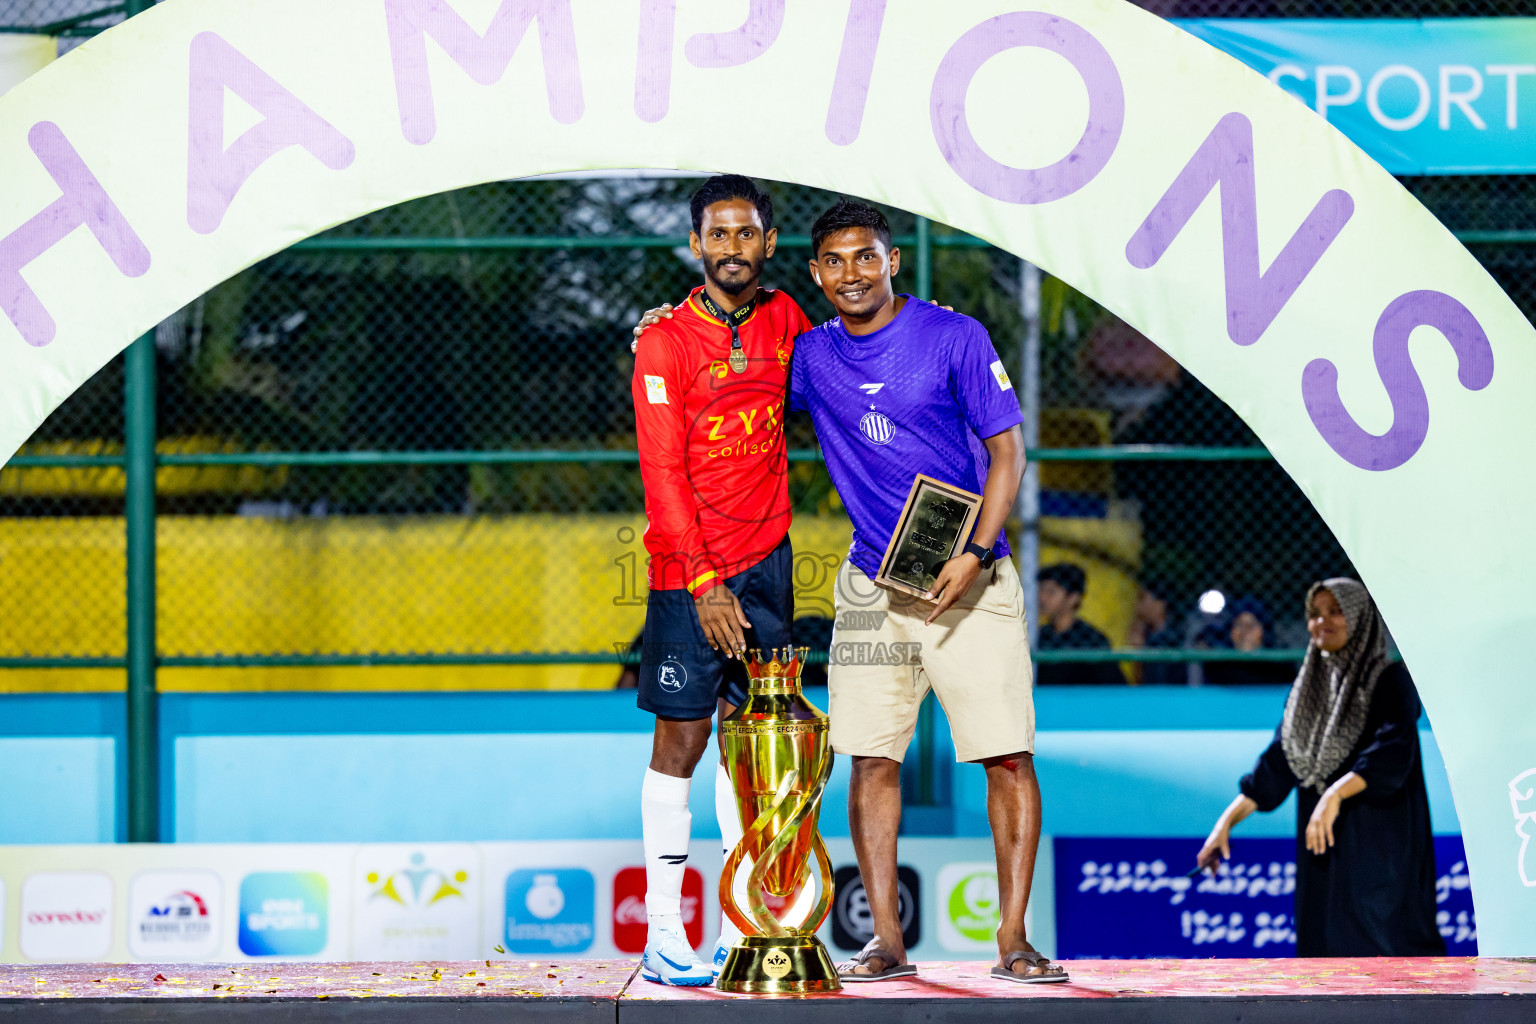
[1,957,1533,1022]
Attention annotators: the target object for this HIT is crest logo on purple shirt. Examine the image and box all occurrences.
[859,411,895,445]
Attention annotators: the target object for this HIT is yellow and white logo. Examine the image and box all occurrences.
[762,948,793,979]
[989,360,1013,391]
[644,375,669,405]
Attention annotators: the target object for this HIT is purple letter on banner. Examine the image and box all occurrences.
[825,0,886,146]
[187,33,356,235]
[636,0,785,121]
[387,0,584,145]
[634,0,676,123]
[1125,112,1354,347]
[931,13,1123,205]
[684,0,785,68]
[1302,290,1492,472]
[0,121,150,347]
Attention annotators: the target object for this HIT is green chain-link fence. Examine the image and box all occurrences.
[3,0,1533,694]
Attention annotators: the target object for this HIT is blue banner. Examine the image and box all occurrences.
[1054,836,1477,959]
[1177,20,1536,174]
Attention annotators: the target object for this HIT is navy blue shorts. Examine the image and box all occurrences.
[637,535,794,719]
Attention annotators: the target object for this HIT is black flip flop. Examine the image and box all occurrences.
[836,947,917,983]
[991,948,1069,984]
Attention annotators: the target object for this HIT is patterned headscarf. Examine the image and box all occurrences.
[1280,578,1391,794]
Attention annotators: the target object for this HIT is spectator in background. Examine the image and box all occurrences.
[1203,596,1297,686]
[1035,563,1125,686]
[1125,577,1183,686]
[1196,578,1443,956]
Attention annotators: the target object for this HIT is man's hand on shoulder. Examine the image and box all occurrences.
[695,585,752,658]
[630,303,676,353]
[924,553,981,625]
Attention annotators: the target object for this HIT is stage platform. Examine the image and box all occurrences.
[1,957,1533,1022]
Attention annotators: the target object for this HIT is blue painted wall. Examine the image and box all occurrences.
[0,687,1459,845]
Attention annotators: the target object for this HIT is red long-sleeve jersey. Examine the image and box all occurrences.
[632,286,812,596]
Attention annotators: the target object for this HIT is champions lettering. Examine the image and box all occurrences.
[0,2,1492,472]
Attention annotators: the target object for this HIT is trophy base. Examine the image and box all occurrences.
[715,935,842,994]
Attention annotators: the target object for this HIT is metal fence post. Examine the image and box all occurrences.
[1017,261,1042,643]
[125,337,158,843]
[123,0,159,844]
[914,215,932,301]
[914,214,935,804]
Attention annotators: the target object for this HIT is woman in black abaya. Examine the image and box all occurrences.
[1196,578,1444,957]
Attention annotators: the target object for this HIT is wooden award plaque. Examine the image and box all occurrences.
[873,473,983,599]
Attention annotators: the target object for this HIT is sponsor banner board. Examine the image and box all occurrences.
[351,844,480,961]
[0,838,1012,963]
[1177,19,1536,174]
[128,871,221,961]
[1054,835,1477,958]
[20,872,112,962]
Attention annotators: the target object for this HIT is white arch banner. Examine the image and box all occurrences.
[2,0,1533,953]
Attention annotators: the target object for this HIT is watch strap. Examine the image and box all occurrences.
[963,541,995,567]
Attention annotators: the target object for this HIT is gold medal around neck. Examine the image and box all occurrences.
[729,349,748,374]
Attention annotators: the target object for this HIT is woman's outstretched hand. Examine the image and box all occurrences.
[1305,792,1343,855]
[1196,824,1232,876]
[1304,772,1364,855]
[1197,793,1258,876]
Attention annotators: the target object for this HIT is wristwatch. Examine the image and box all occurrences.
[963,541,996,569]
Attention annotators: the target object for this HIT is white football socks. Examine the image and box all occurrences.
[642,768,692,928]
[716,761,746,947]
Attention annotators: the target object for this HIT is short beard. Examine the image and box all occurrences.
[707,255,762,297]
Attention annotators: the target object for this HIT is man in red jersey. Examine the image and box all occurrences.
[630,175,812,985]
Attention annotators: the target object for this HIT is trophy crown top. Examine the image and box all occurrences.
[745,647,809,686]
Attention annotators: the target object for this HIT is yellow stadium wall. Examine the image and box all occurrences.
[0,515,851,693]
[0,512,1140,692]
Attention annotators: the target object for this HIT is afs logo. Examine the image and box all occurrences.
[505,868,594,953]
[831,865,920,952]
[936,863,1000,952]
[613,866,704,953]
[129,871,221,960]
[239,872,328,957]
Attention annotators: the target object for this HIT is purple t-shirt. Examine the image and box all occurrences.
[788,297,1024,579]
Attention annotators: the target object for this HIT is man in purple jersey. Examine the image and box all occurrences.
[789,199,1063,984]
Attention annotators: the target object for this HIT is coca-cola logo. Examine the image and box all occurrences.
[612,866,704,953]
[27,910,105,925]
[613,893,700,926]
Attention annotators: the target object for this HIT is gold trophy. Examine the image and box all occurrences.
[715,647,841,994]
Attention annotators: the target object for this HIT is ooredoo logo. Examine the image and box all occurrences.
[129,871,222,960]
[20,872,113,961]
[612,866,703,953]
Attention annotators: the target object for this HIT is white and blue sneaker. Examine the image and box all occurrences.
[711,938,732,978]
[640,923,714,987]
